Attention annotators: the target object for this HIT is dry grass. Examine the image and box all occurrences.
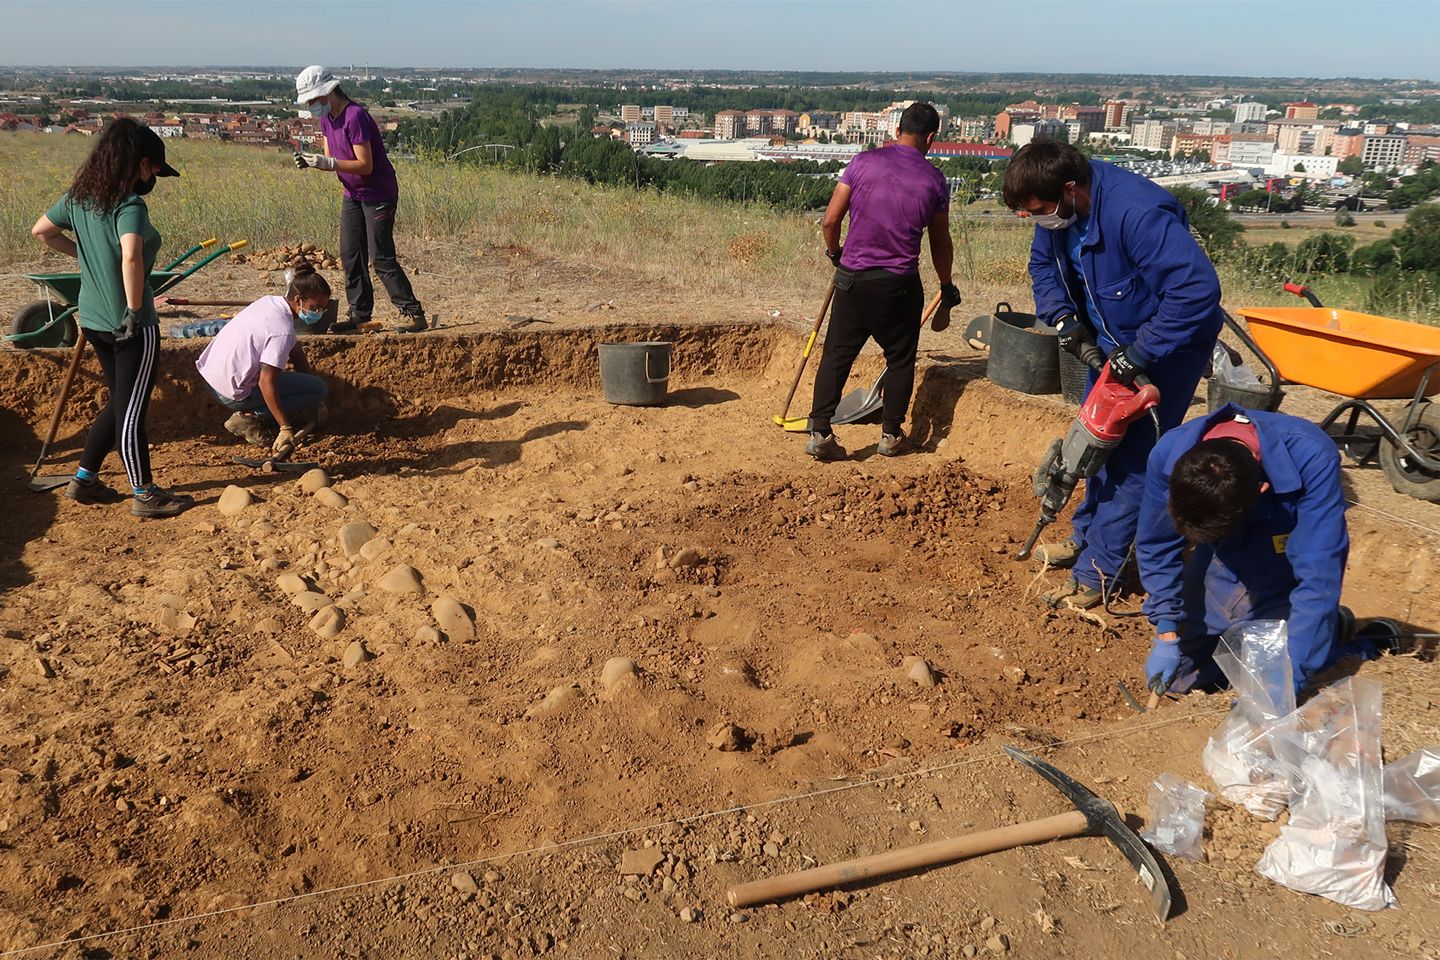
[0,132,1034,309]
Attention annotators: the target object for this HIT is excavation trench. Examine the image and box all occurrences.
[0,322,1435,949]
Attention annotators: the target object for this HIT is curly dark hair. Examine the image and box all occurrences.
[1168,439,1263,543]
[69,115,145,212]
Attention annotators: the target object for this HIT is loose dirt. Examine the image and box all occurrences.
[1,322,1438,960]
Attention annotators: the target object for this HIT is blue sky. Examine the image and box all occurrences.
[1,0,1436,80]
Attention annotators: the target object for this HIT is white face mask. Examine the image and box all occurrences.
[1029,188,1078,230]
[307,101,328,118]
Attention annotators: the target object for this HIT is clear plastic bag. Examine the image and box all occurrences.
[1211,342,1263,387]
[1384,746,1440,824]
[1141,773,1211,862]
[1201,620,1296,819]
[1255,676,1396,910]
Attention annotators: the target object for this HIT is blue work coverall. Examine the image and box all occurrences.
[1136,405,1369,692]
[1028,160,1224,590]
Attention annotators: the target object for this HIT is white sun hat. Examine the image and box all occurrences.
[295,65,340,105]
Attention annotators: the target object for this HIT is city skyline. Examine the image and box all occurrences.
[1,0,1438,81]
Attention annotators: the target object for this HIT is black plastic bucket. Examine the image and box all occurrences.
[598,341,672,406]
[1206,379,1284,413]
[986,303,1060,395]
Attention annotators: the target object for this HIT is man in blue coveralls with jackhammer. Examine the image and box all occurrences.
[1136,404,1387,695]
[1003,140,1223,608]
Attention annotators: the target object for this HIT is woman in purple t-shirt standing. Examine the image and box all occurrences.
[293,65,427,333]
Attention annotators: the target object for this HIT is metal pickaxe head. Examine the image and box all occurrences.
[1004,745,1173,921]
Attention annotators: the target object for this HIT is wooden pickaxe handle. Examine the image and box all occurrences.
[726,808,1091,908]
[30,330,88,479]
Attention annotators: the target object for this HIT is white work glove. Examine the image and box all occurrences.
[272,426,296,460]
[294,151,337,172]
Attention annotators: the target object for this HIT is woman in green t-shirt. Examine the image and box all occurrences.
[31,117,192,519]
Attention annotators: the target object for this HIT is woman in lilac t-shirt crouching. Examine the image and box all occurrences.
[292,65,427,333]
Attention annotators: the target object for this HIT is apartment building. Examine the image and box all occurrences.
[619,104,641,123]
[1234,101,1267,123]
[1284,101,1319,121]
[744,110,772,136]
[625,121,658,146]
[1362,134,1407,168]
[1131,119,1177,150]
[1102,100,1132,131]
[713,109,745,139]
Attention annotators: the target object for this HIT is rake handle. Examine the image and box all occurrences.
[776,281,835,424]
[31,330,88,478]
[726,808,1090,908]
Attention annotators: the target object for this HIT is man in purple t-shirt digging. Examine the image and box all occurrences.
[293,65,427,334]
[808,101,961,461]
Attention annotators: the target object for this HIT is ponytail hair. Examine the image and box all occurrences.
[70,115,144,212]
[286,262,332,302]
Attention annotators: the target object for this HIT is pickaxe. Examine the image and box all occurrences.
[725,745,1172,921]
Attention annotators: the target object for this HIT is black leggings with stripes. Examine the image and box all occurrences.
[80,324,159,490]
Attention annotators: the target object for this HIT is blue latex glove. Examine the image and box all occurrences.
[1145,634,1182,694]
[1108,344,1146,386]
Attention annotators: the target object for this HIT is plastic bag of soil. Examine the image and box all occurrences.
[1141,772,1211,862]
[1255,676,1395,911]
[1201,620,1295,820]
[1384,746,1440,824]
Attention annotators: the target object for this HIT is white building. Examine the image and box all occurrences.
[1011,119,1067,147]
[625,121,658,147]
[1228,138,1275,167]
[1267,153,1339,179]
[1234,101,1267,123]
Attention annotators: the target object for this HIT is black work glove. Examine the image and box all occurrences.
[114,307,141,345]
[1108,344,1147,386]
[939,283,962,308]
[826,246,843,267]
[1052,313,1096,361]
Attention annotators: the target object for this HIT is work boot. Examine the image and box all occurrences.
[1042,577,1102,610]
[330,312,363,334]
[64,476,124,504]
[877,431,908,458]
[806,432,846,462]
[225,411,273,447]
[394,309,427,334]
[1033,538,1080,569]
[132,484,194,519]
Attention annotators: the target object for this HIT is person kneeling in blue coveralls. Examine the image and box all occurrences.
[1136,404,1385,696]
[1003,140,1223,609]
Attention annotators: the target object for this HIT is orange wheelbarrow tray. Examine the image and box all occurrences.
[1225,295,1440,497]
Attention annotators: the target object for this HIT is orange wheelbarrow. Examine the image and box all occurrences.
[1226,282,1440,502]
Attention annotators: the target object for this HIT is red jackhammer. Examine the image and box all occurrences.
[1015,347,1161,562]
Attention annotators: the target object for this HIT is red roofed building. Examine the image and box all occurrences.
[927,141,1013,161]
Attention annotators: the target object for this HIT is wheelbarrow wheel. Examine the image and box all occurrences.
[1380,401,1440,502]
[9,300,78,350]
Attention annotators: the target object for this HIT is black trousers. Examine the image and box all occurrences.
[339,196,423,321]
[81,324,160,490]
[808,269,924,436]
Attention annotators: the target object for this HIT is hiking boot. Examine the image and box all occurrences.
[1033,538,1080,569]
[806,432,846,462]
[224,411,273,447]
[1042,577,1103,610]
[877,431,908,457]
[64,476,124,504]
[394,310,427,334]
[132,484,194,519]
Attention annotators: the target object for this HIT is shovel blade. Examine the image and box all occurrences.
[832,376,884,425]
[27,475,73,492]
[773,414,810,432]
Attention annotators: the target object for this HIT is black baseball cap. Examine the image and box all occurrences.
[136,124,180,177]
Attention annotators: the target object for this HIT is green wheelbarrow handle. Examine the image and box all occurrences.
[5,304,78,343]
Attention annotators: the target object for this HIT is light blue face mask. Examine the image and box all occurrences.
[298,305,326,325]
[307,101,328,118]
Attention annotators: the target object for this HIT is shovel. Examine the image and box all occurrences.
[774,281,835,432]
[27,331,88,492]
[832,293,943,426]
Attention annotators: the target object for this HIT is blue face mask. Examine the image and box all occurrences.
[298,306,325,325]
[307,101,328,118]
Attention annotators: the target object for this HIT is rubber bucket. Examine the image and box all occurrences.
[986,303,1060,395]
[1058,346,1090,405]
[1207,378,1284,413]
[598,341,672,406]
